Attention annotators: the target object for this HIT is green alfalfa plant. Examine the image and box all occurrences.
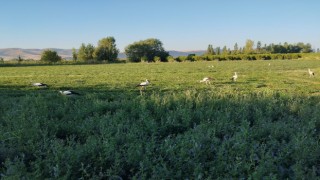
[2,154,29,179]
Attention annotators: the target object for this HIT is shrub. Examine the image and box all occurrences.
[166,56,176,62]
[41,49,62,63]
[154,56,161,63]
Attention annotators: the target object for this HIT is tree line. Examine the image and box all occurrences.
[35,38,316,63]
[41,37,119,63]
[40,37,169,63]
[205,39,313,56]
[176,53,303,62]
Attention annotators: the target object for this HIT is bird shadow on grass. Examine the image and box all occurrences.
[219,81,250,85]
[256,84,268,88]
[282,80,295,85]
[246,78,259,82]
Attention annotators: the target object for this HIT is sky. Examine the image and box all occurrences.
[1,0,319,52]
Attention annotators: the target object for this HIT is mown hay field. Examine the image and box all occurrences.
[0,59,320,179]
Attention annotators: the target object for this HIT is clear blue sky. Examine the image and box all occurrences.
[1,0,319,52]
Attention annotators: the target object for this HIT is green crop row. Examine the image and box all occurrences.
[0,60,320,179]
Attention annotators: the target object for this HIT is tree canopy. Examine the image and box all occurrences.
[40,49,61,62]
[205,40,313,56]
[125,38,169,62]
[93,37,119,62]
[77,43,95,62]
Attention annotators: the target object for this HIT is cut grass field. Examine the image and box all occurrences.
[0,59,320,179]
[1,60,319,93]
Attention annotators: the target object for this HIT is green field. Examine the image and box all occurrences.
[1,60,320,179]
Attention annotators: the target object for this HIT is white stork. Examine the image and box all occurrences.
[308,68,315,77]
[32,82,48,87]
[231,72,238,81]
[136,79,150,94]
[59,90,80,96]
[200,77,213,85]
[137,79,150,89]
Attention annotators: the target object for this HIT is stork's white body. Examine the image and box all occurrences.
[308,68,315,77]
[200,77,212,85]
[32,82,48,87]
[138,80,150,87]
[59,90,80,96]
[232,72,238,81]
[137,79,150,88]
[137,79,150,95]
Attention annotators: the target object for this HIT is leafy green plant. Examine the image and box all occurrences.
[0,60,320,178]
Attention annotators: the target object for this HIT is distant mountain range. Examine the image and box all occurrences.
[0,48,206,60]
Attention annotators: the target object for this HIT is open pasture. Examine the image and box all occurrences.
[1,60,320,179]
[0,60,319,94]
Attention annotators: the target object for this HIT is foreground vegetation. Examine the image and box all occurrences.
[0,60,320,179]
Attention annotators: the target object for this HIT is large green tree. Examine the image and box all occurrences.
[40,49,61,62]
[93,37,119,62]
[125,38,169,62]
[77,43,95,62]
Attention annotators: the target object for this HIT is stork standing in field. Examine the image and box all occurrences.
[231,72,238,81]
[200,77,213,85]
[308,68,315,77]
[32,82,48,88]
[59,90,80,96]
[137,79,150,95]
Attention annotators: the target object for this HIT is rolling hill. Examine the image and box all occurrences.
[0,48,206,60]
